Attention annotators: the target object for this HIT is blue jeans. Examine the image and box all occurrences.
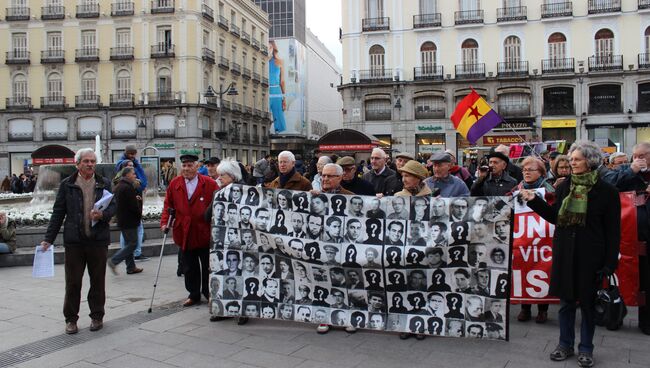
[120,221,143,257]
[0,243,11,254]
[558,300,596,353]
[111,227,138,272]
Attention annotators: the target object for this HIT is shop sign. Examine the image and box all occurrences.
[416,125,444,132]
[542,119,576,128]
[154,143,175,149]
[319,144,375,151]
[179,149,202,155]
[483,135,524,146]
[32,158,75,165]
[418,145,444,153]
[497,121,534,130]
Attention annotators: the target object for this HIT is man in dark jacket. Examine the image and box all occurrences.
[115,145,148,261]
[494,144,523,182]
[107,167,143,275]
[41,148,116,335]
[268,151,312,191]
[471,151,518,196]
[337,156,375,195]
[362,148,400,196]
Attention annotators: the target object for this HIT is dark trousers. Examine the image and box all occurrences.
[558,300,596,353]
[639,253,649,328]
[111,227,137,272]
[182,247,210,302]
[521,304,549,312]
[64,246,108,323]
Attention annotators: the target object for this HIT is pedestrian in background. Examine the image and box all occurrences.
[107,167,143,275]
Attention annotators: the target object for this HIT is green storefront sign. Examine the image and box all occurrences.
[179,149,202,155]
[416,125,444,132]
[154,143,175,149]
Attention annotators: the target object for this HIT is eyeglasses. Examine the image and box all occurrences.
[370,157,383,160]
[321,174,341,178]
[522,168,539,173]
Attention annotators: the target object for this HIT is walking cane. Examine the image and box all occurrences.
[148,207,175,313]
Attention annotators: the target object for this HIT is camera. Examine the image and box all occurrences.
[479,166,490,172]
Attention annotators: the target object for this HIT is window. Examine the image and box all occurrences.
[420,42,437,72]
[369,44,385,73]
[157,26,172,49]
[242,52,247,68]
[47,32,62,51]
[365,99,391,120]
[637,83,650,112]
[232,46,237,63]
[81,71,96,98]
[116,70,131,95]
[459,0,480,11]
[366,0,384,18]
[116,28,130,47]
[461,39,478,65]
[548,32,566,60]
[252,57,257,73]
[502,0,519,7]
[415,96,445,119]
[503,36,521,63]
[242,18,247,32]
[12,74,27,99]
[219,39,225,57]
[645,27,650,54]
[157,68,172,94]
[203,30,210,48]
[589,84,622,114]
[594,28,614,61]
[420,0,436,13]
[11,33,27,56]
[203,72,210,93]
[231,10,236,25]
[81,30,96,49]
[47,73,63,99]
[543,87,574,115]
[498,93,530,117]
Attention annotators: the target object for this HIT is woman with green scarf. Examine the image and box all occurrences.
[520,140,620,368]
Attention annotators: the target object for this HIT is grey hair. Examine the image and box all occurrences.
[317,156,332,164]
[609,151,627,163]
[120,167,135,177]
[217,158,242,182]
[278,150,295,162]
[568,140,603,170]
[633,141,650,151]
[323,163,343,175]
[75,148,96,164]
[371,148,386,158]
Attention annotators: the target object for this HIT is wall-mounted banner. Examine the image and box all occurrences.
[209,186,514,340]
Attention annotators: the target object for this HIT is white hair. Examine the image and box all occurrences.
[323,163,343,175]
[317,156,332,164]
[75,148,96,164]
[278,151,295,162]
[609,151,627,162]
[217,158,242,182]
[371,148,386,158]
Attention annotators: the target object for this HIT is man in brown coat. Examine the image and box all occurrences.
[267,151,312,191]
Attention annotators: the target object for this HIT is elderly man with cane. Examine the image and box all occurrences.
[161,154,217,307]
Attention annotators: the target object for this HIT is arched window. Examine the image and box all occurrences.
[504,36,521,65]
[157,68,171,95]
[116,69,131,96]
[420,42,437,73]
[461,38,478,66]
[47,72,62,99]
[644,26,650,54]
[595,28,614,58]
[548,32,566,60]
[369,45,385,77]
[203,71,211,93]
[12,73,27,99]
[81,71,96,98]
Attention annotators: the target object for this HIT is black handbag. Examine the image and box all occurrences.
[594,275,627,331]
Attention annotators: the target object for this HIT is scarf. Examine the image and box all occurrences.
[407,182,426,196]
[522,177,545,189]
[557,170,598,227]
[279,168,296,187]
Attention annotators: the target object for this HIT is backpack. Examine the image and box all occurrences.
[594,275,627,331]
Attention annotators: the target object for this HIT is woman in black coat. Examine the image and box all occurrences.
[520,141,620,368]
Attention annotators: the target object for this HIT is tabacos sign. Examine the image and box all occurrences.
[483,135,524,146]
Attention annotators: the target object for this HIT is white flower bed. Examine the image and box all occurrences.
[0,193,33,200]
[2,203,164,226]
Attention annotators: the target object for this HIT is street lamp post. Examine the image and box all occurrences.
[206,83,238,158]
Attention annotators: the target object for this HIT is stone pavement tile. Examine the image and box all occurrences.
[288,330,364,351]
[629,349,650,366]
[0,325,63,352]
[164,351,242,368]
[351,334,432,363]
[503,360,566,368]
[290,344,368,367]
[7,314,62,331]
[175,335,246,358]
[115,340,185,362]
[101,353,179,368]
[0,307,29,321]
[143,331,193,347]
[230,348,305,368]
[295,360,358,368]
[82,349,126,365]
[0,320,21,333]
[166,322,202,335]
[227,319,313,340]
[63,362,102,368]
[594,347,631,365]
[423,351,509,368]
[237,334,307,355]
[354,356,442,368]
[601,333,650,352]
[183,324,251,344]
[138,308,206,333]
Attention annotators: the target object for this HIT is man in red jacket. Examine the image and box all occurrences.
[161,154,217,307]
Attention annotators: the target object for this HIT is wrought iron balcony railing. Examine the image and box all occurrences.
[75,48,100,62]
[76,4,100,18]
[6,51,30,64]
[151,0,174,14]
[148,92,180,105]
[252,72,261,83]
[41,5,65,20]
[110,46,134,60]
[77,130,101,139]
[150,44,175,58]
[5,97,31,110]
[41,96,66,108]
[43,131,68,141]
[261,77,269,86]
[362,17,390,32]
[588,55,623,71]
[414,66,444,81]
[154,129,175,138]
[75,95,101,108]
[358,68,394,82]
[455,10,483,25]
[111,2,134,16]
[365,109,392,121]
[112,129,137,139]
[218,16,229,30]
[202,48,215,64]
[231,62,241,75]
[542,58,575,74]
[41,49,65,64]
[241,31,251,44]
[218,56,229,69]
[5,7,30,21]
[110,93,135,107]
[242,67,251,79]
[455,63,486,79]
[588,0,620,14]
[541,2,572,18]
[8,132,34,141]
[497,61,529,77]
[252,39,260,50]
[640,0,650,10]
[497,6,527,22]
[261,45,268,56]
[202,4,214,21]
[639,53,650,69]
[413,13,441,28]
[230,24,240,37]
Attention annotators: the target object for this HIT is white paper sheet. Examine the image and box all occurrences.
[32,245,54,278]
[92,189,114,226]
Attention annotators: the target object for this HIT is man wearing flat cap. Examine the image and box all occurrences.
[161,154,218,307]
[424,153,469,197]
[470,151,517,196]
[337,156,375,196]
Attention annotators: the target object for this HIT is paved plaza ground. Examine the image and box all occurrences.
[0,255,648,368]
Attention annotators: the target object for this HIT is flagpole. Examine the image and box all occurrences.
[500,117,543,159]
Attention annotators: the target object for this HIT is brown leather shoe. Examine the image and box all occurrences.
[127,267,143,274]
[89,319,103,331]
[182,298,200,307]
[535,311,548,324]
[65,322,78,334]
[517,309,532,322]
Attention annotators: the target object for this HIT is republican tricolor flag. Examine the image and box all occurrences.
[450,89,504,145]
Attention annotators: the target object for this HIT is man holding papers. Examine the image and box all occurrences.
[41,148,116,335]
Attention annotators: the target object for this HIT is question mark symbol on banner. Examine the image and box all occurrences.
[499,279,507,293]
[355,315,362,325]
[347,247,354,262]
[414,320,423,332]
[432,321,440,332]
[435,273,443,283]
[453,249,461,260]
[335,199,342,212]
[414,296,421,306]
[451,296,459,310]
[456,225,464,237]
[298,197,305,208]
[370,223,378,237]
[317,289,324,300]
[309,247,317,258]
[250,192,256,200]
[390,250,398,264]
[249,281,256,293]
[369,272,377,284]
[394,273,402,283]
[278,213,284,222]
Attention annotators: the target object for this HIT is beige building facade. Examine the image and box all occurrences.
[0,0,270,176]
[340,0,650,161]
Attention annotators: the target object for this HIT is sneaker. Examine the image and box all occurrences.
[344,326,357,333]
[316,324,330,334]
[107,260,118,275]
[577,352,594,368]
[549,345,574,361]
[135,255,149,261]
[127,267,143,274]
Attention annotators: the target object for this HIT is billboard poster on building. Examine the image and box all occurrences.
[268,39,306,137]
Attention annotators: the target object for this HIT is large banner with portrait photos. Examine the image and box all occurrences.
[208,185,513,341]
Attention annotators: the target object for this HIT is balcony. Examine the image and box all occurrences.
[641,0,650,10]
[150,44,175,58]
[110,46,134,60]
[261,45,268,56]
[77,130,101,139]
[202,4,214,22]
[413,13,441,28]
[41,49,65,64]
[588,0,620,14]
[242,134,250,143]
[262,136,269,144]
[252,72,261,84]
[221,100,231,110]
[110,93,135,107]
[75,95,101,108]
[498,104,531,117]
[455,63,486,79]
[414,66,444,81]
[244,106,253,115]
[202,48,216,64]
[230,134,240,143]
[5,97,32,110]
[541,2,572,18]
[362,17,390,32]
[497,61,529,78]
[148,92,180,105]
[252,39,260,50]
[455,10,483,25]
[41,6,65,20]
[151,0,174,14]
[543,103,575,116]
[230,24,241,37]
[639,53,650,69]
[542,58,575,74]
[202,129,212,139]
[231,62,241,75]
[43,131,68,141]
[365,109,391,121]
[415,107,445,119]
[588,55,623,72]
[261,77,269,87]
[8,132,33,141]
[75,48,100,62]
[154,129,175,138]
[112,129,137,139]
[241,31,251,44]
[497,6,527,22]
[242,67,251,79]
[6,51,30,65]
[5,7,30,21]
[111,2,134,16]
[218,56,229,70]
[41,96,66,109]
[76,4,100,18]
[252,134,260,144]
[358,69,393,83]
[232,102,242,113]
[589,102,622,114]
[218,16,229,30]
